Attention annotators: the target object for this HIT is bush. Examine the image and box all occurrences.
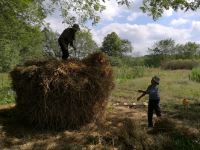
[161,59,200,70]
[0,74,15,104]
[189,67,200,82]
[109,57,123,67]
[144,55,164,67]
[114,66,145,80]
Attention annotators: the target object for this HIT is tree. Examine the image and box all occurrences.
[0,40,20,72]
[121,39,133,55]
[101,32,132,57]
[71,30,98,58]
[1,0,199,71]
[43,0,200,22]
[140,0,200,20]
[148,38,176,56]
[175,42,200,59]
[147,39,176,66]
[42,27,60,58]
[0,0,46,72]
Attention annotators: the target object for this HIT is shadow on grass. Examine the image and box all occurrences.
[165,103,200,125]
[0,107,83,150]
[0,106,147,150]
[0,106,199,150]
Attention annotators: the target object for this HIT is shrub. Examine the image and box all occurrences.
[161,59,200,70]
[109,56,123,67]
[189,67,200,82]
[0,74,15,104]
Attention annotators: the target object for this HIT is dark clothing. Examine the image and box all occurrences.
[58,28,77,60]
[58,39,69,60]
[146,84,160,100]
[146,84,161,127]
[148,99,161,127]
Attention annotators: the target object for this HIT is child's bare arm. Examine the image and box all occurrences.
[138,90,146,93]
[137,92,146,101]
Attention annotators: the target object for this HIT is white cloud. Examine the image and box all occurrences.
[91,23,197,55]
[127,12,144,21]
[44,0,200,56]
[192,21,200,31]
[163,8,174,17]
[100,0,125,21]
[170,18,189,26]
[45,16,65,33]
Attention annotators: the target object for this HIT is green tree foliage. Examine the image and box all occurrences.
[42,27,60,58]
[121,39,133,55]
[71,30,98,58]
[1,0,200,71]
[175,42,200,59]
[101,32,132,57]
[148,38,176,56]
[0,40,20,72]
[0,0,46,72]
[140,0,200,20]
[146,38,175,66]
[146,39,200,67]
[48,0,200,22]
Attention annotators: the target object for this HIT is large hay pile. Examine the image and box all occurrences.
[10,52,114,130]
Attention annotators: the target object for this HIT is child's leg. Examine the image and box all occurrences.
[155,101,161,117]
[148,103,154,127]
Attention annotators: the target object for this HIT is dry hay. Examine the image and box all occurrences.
[153,117,175,132]
[10,52,114,130]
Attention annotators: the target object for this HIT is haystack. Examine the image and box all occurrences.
[10,52,114,130]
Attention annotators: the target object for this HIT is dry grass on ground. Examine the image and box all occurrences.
[0,104,199,150]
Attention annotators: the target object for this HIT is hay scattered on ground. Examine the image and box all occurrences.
[153,117,175,132]
[10,52,114,130]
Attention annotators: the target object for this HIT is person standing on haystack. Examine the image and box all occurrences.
[58,24,80,60]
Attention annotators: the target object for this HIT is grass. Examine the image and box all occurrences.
[111,68,200,149]
[0,68,200,149]
[113,66,145,81]
[190,67,200,82]
[0,73,15,104]
[112,69,200,106]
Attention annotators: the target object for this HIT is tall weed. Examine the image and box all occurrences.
[113,66,145,80]
[189,68,200,82]
[0,73,15,104]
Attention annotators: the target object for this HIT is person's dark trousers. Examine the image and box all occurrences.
[58,39,69,60]
[148,99,161,127]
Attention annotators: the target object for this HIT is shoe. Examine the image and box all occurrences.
[147,126,154,132]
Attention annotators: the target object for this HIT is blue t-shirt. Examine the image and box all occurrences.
[146,84,160,100]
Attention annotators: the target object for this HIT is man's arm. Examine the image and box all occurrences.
[69,41,76,50]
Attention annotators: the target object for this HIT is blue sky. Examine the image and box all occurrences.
[45,0,200,56]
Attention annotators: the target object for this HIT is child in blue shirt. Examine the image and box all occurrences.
[137,76,162,127]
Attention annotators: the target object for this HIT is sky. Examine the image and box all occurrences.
[45,0,200,56]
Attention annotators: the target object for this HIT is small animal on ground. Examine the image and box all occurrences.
[182,98,190,110]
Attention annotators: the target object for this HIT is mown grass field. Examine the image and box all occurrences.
[0,68,200,149]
